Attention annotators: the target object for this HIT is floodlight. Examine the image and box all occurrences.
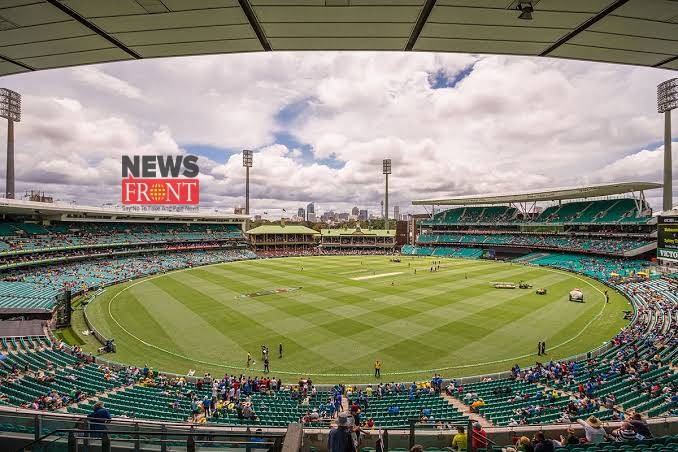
[657,78,678,113]
[658,78,677,212]
[1,88,20,200]
[382,159,391,175]
[243,149,253,167]
[0,88,21,122]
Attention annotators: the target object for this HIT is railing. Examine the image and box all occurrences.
[407,418,475,451]
[0,408,286,452]
[16,428,283,452]
[82,294,111,349]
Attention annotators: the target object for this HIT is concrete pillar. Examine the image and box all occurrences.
[6,119,14,199]
[245,166,250,215]
[664,110,673,212]
[385,173,389,221]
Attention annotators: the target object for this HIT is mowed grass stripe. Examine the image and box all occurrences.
[153,274,340,371]
[85,256,627,381]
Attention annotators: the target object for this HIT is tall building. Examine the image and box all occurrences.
[351,206,359,216]
[359,209,368,221]
[298,207,305,219]
[306,202,315,221]
[393,205,400,221]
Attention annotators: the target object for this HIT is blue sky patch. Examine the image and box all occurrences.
[430,63,475,89]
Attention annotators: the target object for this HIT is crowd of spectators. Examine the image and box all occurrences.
[2,249,255,294]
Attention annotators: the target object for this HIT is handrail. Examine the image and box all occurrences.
[470,428,498,452]
[14,427,283,452]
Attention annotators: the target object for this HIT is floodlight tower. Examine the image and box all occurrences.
[383,159,391,222]
[243,150,253,215]
[0,88,21,200]
[658,78,677,212]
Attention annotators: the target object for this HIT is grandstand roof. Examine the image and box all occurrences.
[412,181,663,206]
[0,198,248,222]
[0,1,676,77]
[321,228,395,237]
[246,224,320,235]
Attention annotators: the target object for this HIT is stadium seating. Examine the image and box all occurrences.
[488,434,678,452]
[0,249,256,310]
[0,280,59,310]
[401,245,482,258]
[415,233,653,256]
[450,274,677,428]
[0,337,125,409]
[0,221,245,254]
[358,390,466,428]
[525,253,649,281]
[419,199,651,226]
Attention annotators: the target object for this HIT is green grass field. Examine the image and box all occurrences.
[82,255,629,383]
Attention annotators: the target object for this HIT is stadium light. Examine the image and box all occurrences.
[243,150,253,215]
[0,88,20,200]
[658,78,677,212]
[383,159,391,221]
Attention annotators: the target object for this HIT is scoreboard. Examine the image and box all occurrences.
[657,215,678,262]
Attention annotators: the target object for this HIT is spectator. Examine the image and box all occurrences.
[559,427,579,446]
[532,432,554,452]
[612,422,640,442]
[328,412,356,452]
[576,416,607,444]
[450,425,466,451]
[471,422,488,450]
[87,401,111,437]
[629,413,652,439]
[516,436,533,452]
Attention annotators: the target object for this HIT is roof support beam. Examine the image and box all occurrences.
[0,54,33,72]
[654,55,678,68]
[46,0,142,60]
[405,0,437,51]
[540,0,630,57]
[238,0,272,51]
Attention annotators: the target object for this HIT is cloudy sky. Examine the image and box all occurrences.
[0,52,676,217]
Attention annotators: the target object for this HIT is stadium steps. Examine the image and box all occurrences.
[441,392,492,427]
[622,241,658,257]
[512,252,550,264]
[63,380,130,413]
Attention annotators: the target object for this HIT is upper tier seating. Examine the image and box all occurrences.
[420,199,651,226]
[0,222,245,254]
[421,206,517,226]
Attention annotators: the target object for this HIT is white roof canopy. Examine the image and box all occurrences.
[0,0,677,77]
[411,181,663,205]
[0,198,248,222]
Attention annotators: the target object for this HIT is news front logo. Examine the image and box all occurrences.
[121,155,200,205]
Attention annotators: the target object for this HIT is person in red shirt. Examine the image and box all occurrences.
[471,422,488,450]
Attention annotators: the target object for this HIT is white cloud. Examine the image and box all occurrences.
[0,52,675,215]
[74,67,143,100]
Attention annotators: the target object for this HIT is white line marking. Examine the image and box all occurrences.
[351,272,403,281]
